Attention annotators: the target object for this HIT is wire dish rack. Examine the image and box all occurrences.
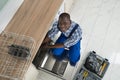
[0,31,35,80]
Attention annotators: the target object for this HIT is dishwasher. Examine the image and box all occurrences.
[33,45,68,77]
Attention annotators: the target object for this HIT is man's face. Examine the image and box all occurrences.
[58,17,71,32]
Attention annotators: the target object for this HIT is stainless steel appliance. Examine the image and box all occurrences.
[33,47,68,76]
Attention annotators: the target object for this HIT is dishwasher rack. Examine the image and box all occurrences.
[0,31,35,80]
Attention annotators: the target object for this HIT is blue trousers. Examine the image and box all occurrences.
[52,33,81,66]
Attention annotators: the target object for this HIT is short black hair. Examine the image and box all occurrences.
[59,13,70,20]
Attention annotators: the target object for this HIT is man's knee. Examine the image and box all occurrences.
[69,54,80,66]
[52,48,64,56]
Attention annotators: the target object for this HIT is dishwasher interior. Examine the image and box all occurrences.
[32,45,68,77]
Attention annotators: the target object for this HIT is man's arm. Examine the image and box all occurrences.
[42,35,51,44]
[42,35,64,49]
[45,43,64,48]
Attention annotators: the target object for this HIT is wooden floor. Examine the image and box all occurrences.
[0,0,63,79]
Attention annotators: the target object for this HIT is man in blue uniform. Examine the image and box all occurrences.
[42,13,82,66]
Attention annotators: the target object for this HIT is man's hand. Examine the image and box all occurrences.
[41,42,49,48]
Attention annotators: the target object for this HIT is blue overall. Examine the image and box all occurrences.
[52,33,81,66]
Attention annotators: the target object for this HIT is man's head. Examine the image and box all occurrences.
[58,13,71,32]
